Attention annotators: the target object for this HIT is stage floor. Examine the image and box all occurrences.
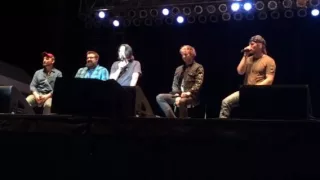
[1,113,320,179]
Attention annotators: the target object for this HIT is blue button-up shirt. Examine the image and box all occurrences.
[30,68,63,94]
[75,65,109,81]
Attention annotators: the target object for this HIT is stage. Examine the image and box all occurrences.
[1,114,320,179]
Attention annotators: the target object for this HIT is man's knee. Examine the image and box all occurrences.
[221,97,230,107]
[26,95,36,106]
[156,94,165,102]
[43,98,52,108]
[179,98,190,106]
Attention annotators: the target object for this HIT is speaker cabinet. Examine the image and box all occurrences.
[0,86,34,114]
[52,78,134,119]
[239,85,311,120]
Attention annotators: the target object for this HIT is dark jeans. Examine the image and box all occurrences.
[156,93,193,118]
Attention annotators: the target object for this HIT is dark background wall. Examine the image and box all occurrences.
[2,1,320,118]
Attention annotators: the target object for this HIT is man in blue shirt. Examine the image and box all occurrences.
[75,51,109,81]
[26,52,63,115]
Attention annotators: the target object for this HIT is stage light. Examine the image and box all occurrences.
[284,10,294,18]
[231,3,240,11]
[296,0,307,7]
[245,13,255,20]
[139,10,148,18]
[244,3,253,11]
[162,8,169,16]
[233,13,243,21]
[268,1,278,10]
[150,9,158,17]
[311,9,320,16]
[194,5,203,14]
[206,5,216,14]
[222,13,231,21]
[270,11,280,19]
[98,11,106,18]
[255,1,265,11]
[183,7,192,15]
[198,15,207,23]
[310,0,320,7]
[218,4,228,13]
[113,20,120,27]
[172,7,180,15]
[297,8,307,17]
[282,0,293,8]
[209,15,218,22]
[187,16,196,23]
[177,16,184,23]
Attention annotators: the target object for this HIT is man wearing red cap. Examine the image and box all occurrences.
[26,52,62,115]
[219,35,276,119]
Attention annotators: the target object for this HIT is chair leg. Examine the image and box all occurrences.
[204,104,207,119]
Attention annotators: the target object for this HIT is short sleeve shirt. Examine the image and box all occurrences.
[110,60,142,86]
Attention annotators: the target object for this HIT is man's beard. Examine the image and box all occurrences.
[86,61,95,68]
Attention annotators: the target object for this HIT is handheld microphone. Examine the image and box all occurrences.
[241,48,251,53]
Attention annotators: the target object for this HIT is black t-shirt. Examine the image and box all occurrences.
[110,60,142,86]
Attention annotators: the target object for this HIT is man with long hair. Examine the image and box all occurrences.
[219,35,276,118]
[156,45,204,118]
[110,44,142,86]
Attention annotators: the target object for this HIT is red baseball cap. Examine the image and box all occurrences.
[42,52,55,58]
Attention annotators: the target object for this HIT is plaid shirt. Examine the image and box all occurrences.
[75,65,109,81]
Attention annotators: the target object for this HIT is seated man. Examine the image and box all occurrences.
[109,44,142,86]
[75,51,109,81]
[26,52,62,115]
[156,45,204,118]
[219,35,276,118]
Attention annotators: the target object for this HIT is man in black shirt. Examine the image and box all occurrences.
[110,44,142,86]
[156,45,204,118]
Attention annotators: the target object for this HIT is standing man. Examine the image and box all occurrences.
[26,52,62,115]
[219,35,276,119]
[156,45,204,118]
[75,51,109,81]
[109,44,142,86]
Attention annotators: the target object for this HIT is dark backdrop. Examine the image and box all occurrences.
[2,1,320,118]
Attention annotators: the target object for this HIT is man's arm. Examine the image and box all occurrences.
[188,65,204,95]
[100,68,109,81]
[30,71,39,96]
[256,58,276,85]
[171,68,181,94]
[75,68,82,78]
[43,71,63,100]
[130,61,142,86]
[110,62,121,80]
[237,56,249,75]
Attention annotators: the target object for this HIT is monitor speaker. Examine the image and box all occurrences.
[51,78,134,119]
[239,85,312,120]
[0,86,35,114]
[123,86,154,117]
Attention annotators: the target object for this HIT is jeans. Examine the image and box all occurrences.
[26,94,52,115]
[219,91,239,118]
[156,93,193,118]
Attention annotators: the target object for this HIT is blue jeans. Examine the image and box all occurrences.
[156,93,192,118]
